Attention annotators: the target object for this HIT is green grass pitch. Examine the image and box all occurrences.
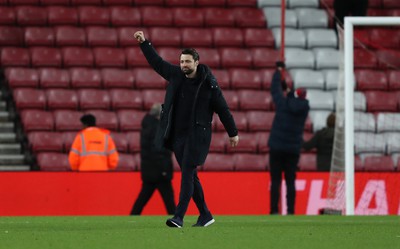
[0,215,399,249]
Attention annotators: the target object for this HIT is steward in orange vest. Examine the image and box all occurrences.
[69,114,119,171]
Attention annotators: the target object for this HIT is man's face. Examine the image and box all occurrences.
[180,54,198,76]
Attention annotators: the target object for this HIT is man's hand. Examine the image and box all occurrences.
[229,135,239,147]
[134,31,145,44]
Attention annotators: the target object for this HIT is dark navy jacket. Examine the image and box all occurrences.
[139,40,238,166]
[268,70,310,154]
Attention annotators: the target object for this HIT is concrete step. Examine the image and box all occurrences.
[0,101,6,111]
[0,155,25,165]
[0,143,21,154]
[0,165,30,171]
[0,133,16,143]
[0,111,9,122]
[0,122,14,132]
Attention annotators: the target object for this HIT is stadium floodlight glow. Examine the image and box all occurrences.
[343,16,400,215]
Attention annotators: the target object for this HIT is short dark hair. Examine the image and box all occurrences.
[327,113,336,128]
[181,48,199,61]
[80,114,96,127]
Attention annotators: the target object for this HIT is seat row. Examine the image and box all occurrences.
[0,5,265,28]
[5,67,292,90]
[18,109,313,133]
[0,26,275,48]
[1,46,282,69]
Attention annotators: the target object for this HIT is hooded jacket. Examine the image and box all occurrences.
[268,70,310,154]
[140,40,237,166]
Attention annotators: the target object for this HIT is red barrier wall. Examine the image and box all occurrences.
[0,172,398,216]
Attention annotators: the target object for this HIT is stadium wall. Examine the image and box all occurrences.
[0,172,398,216]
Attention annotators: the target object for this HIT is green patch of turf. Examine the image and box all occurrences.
[0,216,399,249]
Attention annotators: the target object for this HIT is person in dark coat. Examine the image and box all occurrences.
[303,113,336,172]
[131,103,176,215]
[134,31,239,228]
[334,0,368,29]
[268,62,310,215]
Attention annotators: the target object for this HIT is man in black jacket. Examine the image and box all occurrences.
[134,31,239,228]
[131,103,176,215]
[268,62,310,215]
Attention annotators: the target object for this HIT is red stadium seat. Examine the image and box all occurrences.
[364,91,397,112]
[16,6,47,26]
[383,0,400,7]
[220,48,252,68]
[118,110,146,131]
[251,48,280,69]
[78,89,111,110]
[233,8,266,28]
[215,111,247,131]
[234,153,268,171]
[110,6,141,26]
[369,28,400,49]
[102,68,135,89]
[134,0,164,6]
[376,50,400,69]
[355,155,363,171]
[149,27,181,47]
[247,111,274,131]
[213,27,243,47]
[364,155,394,172]
[141,6,173,27]
[116,153,137,171]
[243,28,274,48]
[181,28,212,48]
[28,131,63,153]
[203,153,234,171]
[0,26,23,46]
[47,6,79,26]
[238,90,272,111]
[13,88,46,111]
[0,7,16,25]
[85,110,118,130]
[165,0,195,7]
[62,47,94,67]
[119,27,149,48]
[204,7,235,27]
[1,47,30,67]
[71,0,103,5]
[230,69,262,89]
[46,89,78,110]
[354,28,370,48]
[142,90,165,110]
[78,6,110,26]
[5,68,39,88]
[355,70,388,90]
[256,132,269,153]
[158,47,181,64]
[209,132,226,153]
[221,90,239,110]
[354,49,378,69]
[212,69,230,89]
[55,26,86,47]
[54,110,84,131]
[30,47,62,67]
[173,7,204,27]
[125,46,148,67]
[70,68,101,88]
[86,27,118,47]
[62,131,78,152]
[387,70,400,90]
[39,68,70,89]
[37,152,70,171]
[93,47,126,68]
[110,89,143,110]
[126,131,140,153]
[8,0,40,5]
[298,153,317,171]
[195,0,225,7]
[104,0,133,4]
[226,132,258,153]
[134,68,167,89]
[195,48,220,68]
[20,110,54,132]
[41,0,70,5]
[25,27,55,46]
[110,132,129,152]
[227,0,257,7]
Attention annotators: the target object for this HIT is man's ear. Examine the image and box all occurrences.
[195,60,199,66]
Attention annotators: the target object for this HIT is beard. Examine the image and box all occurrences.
[181,67,194,75]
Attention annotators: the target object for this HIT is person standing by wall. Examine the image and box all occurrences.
[69,114,119,171]
[133,31,239,228]
[131,103,176,215]
[268,62,310,215]
[303,113,336,172]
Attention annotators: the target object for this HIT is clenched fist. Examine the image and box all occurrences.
[134,31,145,44]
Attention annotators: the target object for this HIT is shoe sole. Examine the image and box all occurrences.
[203,218,215,227]
[166,220,182,228]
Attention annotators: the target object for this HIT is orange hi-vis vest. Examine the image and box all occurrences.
[68,127,119,171]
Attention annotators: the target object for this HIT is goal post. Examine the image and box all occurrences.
[343,16,400,215]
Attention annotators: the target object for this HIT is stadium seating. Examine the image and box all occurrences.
[24,27,55,46]
[101,69,135,89]
[109,89,142,110]
[126,131,140,153]
[46,89,79,110]
[55,26,86,46]
[69,68,101,88]
[181,28,213,47]
[86,110,118,130]
[234,153,268,171]
[110,132,129,153]
[47,6,79,25]
[86,27,118,47]
[109,6,141,27]
[53,110,84,131]
[62,47,94,67]
[39,68,71,89]
[1,47,30,67]
[364,155,395,172]
[28,131,63,153]
[30,47,62,67]
[116,153,137,171]
[6,68,39,88]
[20,110,54,132]
[202,153,234,171]
[118,110,146,131]
[78,89,111,110]
[37,152,70,171]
